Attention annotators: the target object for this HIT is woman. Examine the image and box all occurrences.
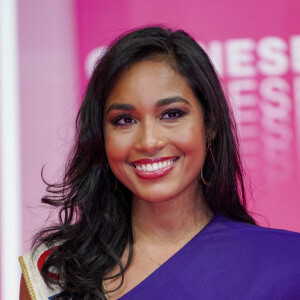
[19,27,300,300]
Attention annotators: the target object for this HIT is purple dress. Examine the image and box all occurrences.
[120,214,300,299]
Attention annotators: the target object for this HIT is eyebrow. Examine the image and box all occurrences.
[156,96,191,107]
[106,103,135,115]
[106,96,190,115]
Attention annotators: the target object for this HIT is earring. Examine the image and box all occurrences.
[114,178,118,193]
[201,169,210,186]
[207,137,216,168]
[201,137,216,186]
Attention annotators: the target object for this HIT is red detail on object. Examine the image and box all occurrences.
[37,247,59,280]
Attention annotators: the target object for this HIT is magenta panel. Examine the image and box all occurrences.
[75,0,300,232]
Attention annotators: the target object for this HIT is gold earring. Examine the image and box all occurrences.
[207,137,216,168]
[114,179,118,193]
[201,169,210,186]
[201,137,216,186]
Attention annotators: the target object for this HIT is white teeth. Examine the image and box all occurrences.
[146,164,153,171]
[152,163,158,170]
[134,158,178,172]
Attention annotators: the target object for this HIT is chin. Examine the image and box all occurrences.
[133,188,183,204]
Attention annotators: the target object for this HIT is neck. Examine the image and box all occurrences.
[132,186,213,246]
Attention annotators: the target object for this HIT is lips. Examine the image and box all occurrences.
[130,156,179,179]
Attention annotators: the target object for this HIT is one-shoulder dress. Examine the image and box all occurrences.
[19,214,300,299]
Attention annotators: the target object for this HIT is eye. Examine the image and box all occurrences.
[112,115,136,127]
[161,109,186,121]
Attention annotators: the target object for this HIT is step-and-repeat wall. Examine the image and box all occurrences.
[76,0,300,231]
[0,1,299,299]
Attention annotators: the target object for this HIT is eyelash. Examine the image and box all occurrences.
[111,114,135,127]
[161,109,187,121]
[111,109,187,127]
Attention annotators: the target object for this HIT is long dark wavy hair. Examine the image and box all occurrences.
[34,26,256,299]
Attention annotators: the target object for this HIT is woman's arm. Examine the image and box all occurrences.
[20,274,31,300]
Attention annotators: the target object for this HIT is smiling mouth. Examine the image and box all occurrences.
[130,156,179,173]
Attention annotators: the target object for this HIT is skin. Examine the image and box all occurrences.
[104,60,213,299]
[105,60,207,205]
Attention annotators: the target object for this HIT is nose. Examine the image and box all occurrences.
[134,119,166,155]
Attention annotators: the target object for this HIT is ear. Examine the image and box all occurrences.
[206,126,216,142]
[205,114,217,141]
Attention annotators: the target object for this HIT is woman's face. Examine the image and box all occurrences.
[104,60,207,203]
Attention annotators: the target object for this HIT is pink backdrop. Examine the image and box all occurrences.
[75,0,300,232]
[19,0,78,253]
[1,1,78,297]
[1,1,299,298]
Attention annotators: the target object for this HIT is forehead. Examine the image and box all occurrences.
[105,60,200,110]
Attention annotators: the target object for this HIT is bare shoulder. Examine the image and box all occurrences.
[20,273,31,300]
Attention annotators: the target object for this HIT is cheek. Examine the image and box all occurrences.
[173,123,206,156]
[105,133,132,163]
